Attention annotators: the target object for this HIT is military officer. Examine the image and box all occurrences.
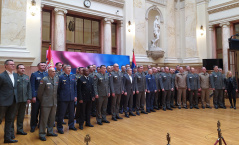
[134,65,148,115]
[11,64,32,136]
[0,60,18,143]
[57,65,77,134]
[159,67,174,111]
[120,65,127,114]
[110,63,124,121]
[175,67,187,109]
[94,65,111,125]
[88,65,98,117]
[170,68,176,108]
[210,65,226,109]
[37,68,58,141]
[145,69,157,113]
[75,67,83,79]
[55,62,64,77]
[153,67,160,110]
[75,67,84,122]
[199,67,211,109]
[123,68,136,118]
[187,67,200,109]
[30,62,48,132]
[106,65,112,115]
[77,68,95,130]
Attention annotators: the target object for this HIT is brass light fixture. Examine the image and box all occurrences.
[200,25,204,36]
[128,21,131,32]
[30,0,37,16]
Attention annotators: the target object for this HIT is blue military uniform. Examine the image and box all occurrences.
[57,73,77,133]
[145,74,157,112]
[30,71,48,131]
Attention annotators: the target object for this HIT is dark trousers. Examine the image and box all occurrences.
[91,100,96,116]
[136,91,145,111]
[96,96,108,123]
[146,92,155,110]
[228,89,236,107]
[124,92,133,112]
[39,106,56,137]
[0,102,17,140]
[79,101,92,125]
[30,98,40,128]
[153,91,159,108]
[174,88,178,106]
[189,90,198,107]
[170,90,175,107]
[162,90,171,109]
[158,90,163,107]
[111,94,121,118]
[107,96,112,114]
[119,94,125,112]
[133,94,136,110]
[213,89,224,107]
[57,101,75,131]
[12,102,27,133]
[75,102,80,119]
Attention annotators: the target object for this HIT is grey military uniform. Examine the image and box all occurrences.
[55,70,64,77]
[12,74,32,133]
[94,73,110,123]
[110,70,124,118]
[37,76,59,137]
[210,72,225,108]
[170,74,176,107]
[159,73,174,109]
[134,72,146,112]
[187,73,200,108]
[153,73,160,109]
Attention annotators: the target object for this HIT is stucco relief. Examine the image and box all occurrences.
[134,0,143,8]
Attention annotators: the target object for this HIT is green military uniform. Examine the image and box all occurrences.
[94,73,110,123]
[11,74,32,133]
[37,76,58,138]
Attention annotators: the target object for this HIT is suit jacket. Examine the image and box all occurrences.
[210,72,225,89]
[30,71,48,97]
[134,72,146,92]
[110,70,124,95]
[17,74,32,102]
[186,73,200,90]
[77,76,94,101]
[225,77,238,90]
[0,71,18,106]
[146,74,157,92]
[37,76,58,107]
[159,73,174,90]
[94,73,110,97]
[123,74,135,95]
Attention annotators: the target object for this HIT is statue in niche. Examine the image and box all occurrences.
[151,15,161,50]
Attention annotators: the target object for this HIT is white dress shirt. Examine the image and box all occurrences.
[128,74,132,84]
[6,70,14,87]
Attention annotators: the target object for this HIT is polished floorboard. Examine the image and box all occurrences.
[0,99,239,145]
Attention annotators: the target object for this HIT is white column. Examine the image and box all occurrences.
[208,25,215,59]
[118,21,124,55]
[184,0,198,58]
[220,22,230,73]
[54,8,67,51]
[103,18,114,54]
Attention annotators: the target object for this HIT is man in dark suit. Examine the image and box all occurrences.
[123,68,136,118]
[30,62,48,132]
[0,59,18,143]
[57,65,77,134]
[77,68,95,130]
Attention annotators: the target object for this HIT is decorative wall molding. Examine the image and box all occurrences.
[92,0,125,8]
[197,0,209,5]
[209,15,239,25]
[145,5,164,23]
[208,0,239,14]
[146,0,167,6]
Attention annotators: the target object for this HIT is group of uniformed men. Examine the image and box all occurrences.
[0,59,230,143]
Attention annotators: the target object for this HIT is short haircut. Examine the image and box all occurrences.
[55,62,62,66]
[37,62,46,66]
[87,65,92,69]
[78,67,83,71]
[106,65,111,69]
[16,64,24,69]
[218,68,222,70]
[126,68,132,72]
[63,64,71,70]
[121,65,125,68]
[137,65,143,68]
[100,65,106,68]
[4,59,14,65]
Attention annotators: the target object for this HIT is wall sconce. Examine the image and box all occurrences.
[30,0,37,16]
[200,25,204,36]
[128,21,132,32]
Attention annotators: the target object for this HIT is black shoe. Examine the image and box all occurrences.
[184,107,188,109]
[79,125,83,130]
[85,124,94,127]
[47,133,58,137]
[171,106,176,108]
[215,106,218,109]
[194,106,199,109]
[11,135,15,139]
[53,123,56,127]
[116,116,123,119]
[62,121,67,125]
[202,106,205,109]
[167,108,173,111]
[30,127,36,133]
[69,127,77,131]
[58,130,64,134]
[112,117,118,121]
[178,106,181,109]
[4,139,18,143]
[150,109,156,112]
[141,110,148,114]
[102,120,110,123]
[156,108,160,110]
[206,106,212,109]
[125,113,129,118]
[39,137,46,141]
[190,106,193,109]
[146,110,151,113]
[230,106,233,108]
[129,112,136,116]
[136,111,140,116]
[97,122,102,125]
[234,106,236,109]
[223,106,226,109]
[91,114,96,117]
[163,108,166,111]
[17,131,27,135]
[119,110,123,114]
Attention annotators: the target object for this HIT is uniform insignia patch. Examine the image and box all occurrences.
[40,80,44,84]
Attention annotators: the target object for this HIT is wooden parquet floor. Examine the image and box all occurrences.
[1,99,239,145]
